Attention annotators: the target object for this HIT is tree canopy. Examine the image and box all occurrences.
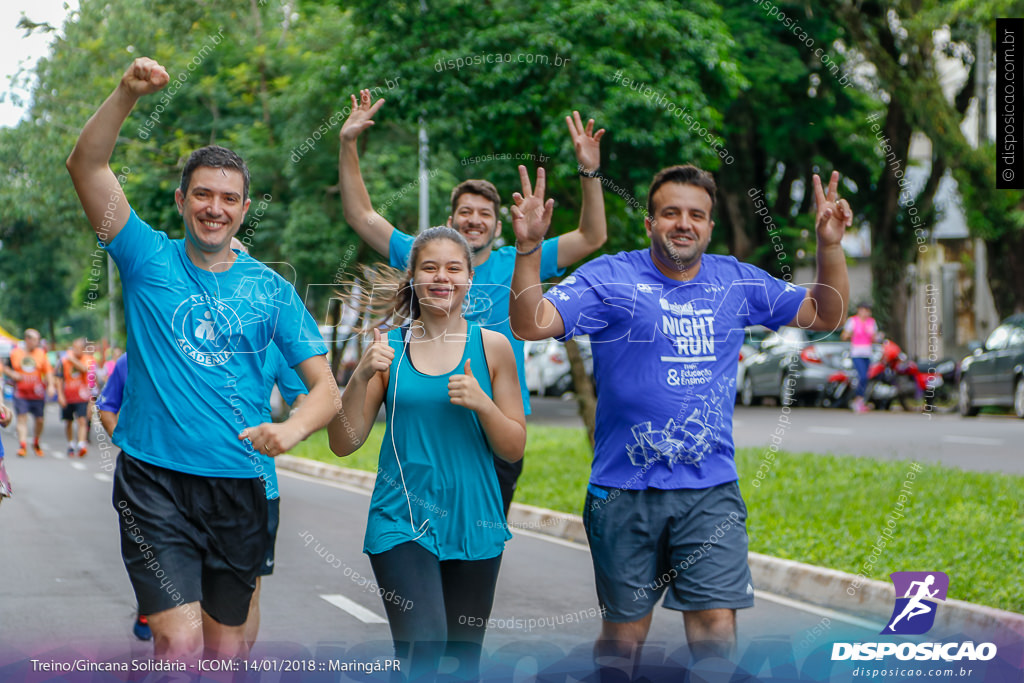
[0,0,1020,344]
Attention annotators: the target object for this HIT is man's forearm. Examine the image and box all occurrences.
[99,410,118,437]
[810,243,849,329]
[67,86,138,171]
[283,375,338,441]
[510,251,546,339]
[578,174,607,248]
[339,140,376,225]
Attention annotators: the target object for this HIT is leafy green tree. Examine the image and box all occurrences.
[836,0,1024,334]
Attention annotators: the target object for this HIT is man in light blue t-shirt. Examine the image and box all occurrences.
[510,163,852,672]
[339,92,608,513]
[66,57,341,663]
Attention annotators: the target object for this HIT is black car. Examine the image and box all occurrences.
[958,314,1024,418]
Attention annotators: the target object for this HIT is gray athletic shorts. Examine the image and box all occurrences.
[582,480,755,622]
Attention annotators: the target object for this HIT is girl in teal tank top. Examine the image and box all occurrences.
[329,227,526,680]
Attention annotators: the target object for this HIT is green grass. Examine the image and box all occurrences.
[292,426,1024,613]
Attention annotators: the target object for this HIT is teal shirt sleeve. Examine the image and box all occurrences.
[273,346,309,406]
[102,208,165,282]
[389,229,415,269]
[539,236,564,279]
[269,280,328,368]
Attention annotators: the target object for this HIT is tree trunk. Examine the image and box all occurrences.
[987,231,1024,316]
[564,337,596,449]
[719,186,754,262]
[869,100,914,345]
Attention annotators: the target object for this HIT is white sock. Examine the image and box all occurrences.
[78,441,87,451]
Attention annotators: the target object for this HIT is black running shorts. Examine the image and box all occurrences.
[112,452,268,626]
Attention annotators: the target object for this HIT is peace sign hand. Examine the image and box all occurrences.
[813,170,853,247]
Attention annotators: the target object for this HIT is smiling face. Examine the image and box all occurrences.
[644,182,714,277]
[175,166,251,259]
[411,239,472,316]
[447,192,500,255]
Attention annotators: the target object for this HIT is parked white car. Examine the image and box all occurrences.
[524,337,592,397]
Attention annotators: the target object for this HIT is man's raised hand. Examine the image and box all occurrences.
[511,165,555,248]
[566,111,605,174]
[341,89,385,142]
[813,170,853,247]
[120,58,169,97]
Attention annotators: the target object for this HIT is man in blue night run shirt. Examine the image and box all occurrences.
[510,164,851,675]
[66,57,341,663]
[338,90,608,514]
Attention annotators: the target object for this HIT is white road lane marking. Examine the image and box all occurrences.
[320,594,387,624]
[94,473,113,482]
[69,461,87,471]
[941,435,1004,446]
[512,527,589,551]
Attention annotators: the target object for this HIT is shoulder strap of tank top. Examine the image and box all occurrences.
[473,323,492,378]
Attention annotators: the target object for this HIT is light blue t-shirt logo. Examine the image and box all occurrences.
[172,294,241,367]
[462,288,494,322]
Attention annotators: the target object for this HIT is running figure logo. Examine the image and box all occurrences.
[881,571,949,635]
[172,294,243,367]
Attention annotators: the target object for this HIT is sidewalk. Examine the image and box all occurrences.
[276,454,1024,640]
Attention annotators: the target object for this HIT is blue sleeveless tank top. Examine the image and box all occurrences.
[363,323,511,560]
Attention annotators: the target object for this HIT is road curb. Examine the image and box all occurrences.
[276,455,1024,638]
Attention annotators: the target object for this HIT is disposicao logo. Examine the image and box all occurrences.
[831,571,997,662]
[882,571,948,635]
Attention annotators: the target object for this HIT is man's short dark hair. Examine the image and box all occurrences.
[180,145,250,199]
[647,165,717,217]
[450,179,501,218]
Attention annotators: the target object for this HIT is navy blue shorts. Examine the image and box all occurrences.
[62,401,89,421]
[583,480,754,622]
[14,398,45,419]
[113,452,268,626]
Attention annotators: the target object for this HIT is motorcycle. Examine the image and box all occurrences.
[818,342,956,411]
[818,369,856,409]
[865,341,954,411]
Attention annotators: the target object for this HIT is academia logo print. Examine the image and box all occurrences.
[881,571,949,635]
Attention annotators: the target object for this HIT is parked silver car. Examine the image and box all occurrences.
[739,327,846,407]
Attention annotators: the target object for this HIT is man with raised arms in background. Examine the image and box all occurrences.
[509,163,850,676]
[66,57,341,663]
[339,90,608,513]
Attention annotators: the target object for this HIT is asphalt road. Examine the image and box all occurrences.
[0,404,1019,682]
[529,397,1024,476]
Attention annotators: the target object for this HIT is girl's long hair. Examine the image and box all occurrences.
[339,226,474,329]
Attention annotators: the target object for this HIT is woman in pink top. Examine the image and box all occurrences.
[841,302,880,412]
